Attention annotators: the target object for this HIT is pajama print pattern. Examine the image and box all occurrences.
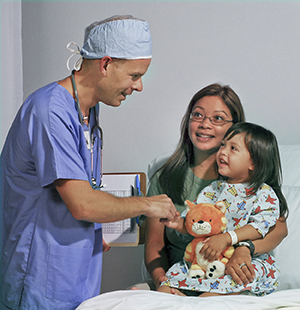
[161,181,280,295]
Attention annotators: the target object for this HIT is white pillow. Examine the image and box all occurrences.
[148,145,300,186]
[274,186,300,290]
[279,145,300,187]
[147,152,171,180]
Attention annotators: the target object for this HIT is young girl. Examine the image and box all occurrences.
[158,122,288,296]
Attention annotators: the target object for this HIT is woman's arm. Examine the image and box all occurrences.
[144,171,172,289]
[225,218,288,285]
[145,217,169,289]
[252,217,288,255]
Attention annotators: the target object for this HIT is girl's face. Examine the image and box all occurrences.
[217,133,254,184]
[188,96,233,157]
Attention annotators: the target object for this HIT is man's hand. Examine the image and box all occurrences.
[160,211,181,228]
[143,195,177,221]
[102,239,111,252]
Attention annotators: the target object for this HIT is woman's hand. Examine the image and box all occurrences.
[225,246,255,285]
[224,219,287,286]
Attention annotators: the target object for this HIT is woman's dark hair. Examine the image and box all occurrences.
[157,83,245,205]
[223,122,288,218]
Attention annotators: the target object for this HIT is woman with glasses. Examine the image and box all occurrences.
[145,83,288,295]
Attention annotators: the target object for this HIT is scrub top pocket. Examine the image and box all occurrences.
[46,244,93,303]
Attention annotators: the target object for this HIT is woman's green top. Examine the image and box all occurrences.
[147,168,215,266]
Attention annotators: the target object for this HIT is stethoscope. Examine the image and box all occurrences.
[71,70,103,189]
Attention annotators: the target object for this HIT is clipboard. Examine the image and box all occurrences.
[101,172,146,247]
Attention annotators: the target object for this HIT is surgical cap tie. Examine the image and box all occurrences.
[66,42,83,71]
[65,17,152,71]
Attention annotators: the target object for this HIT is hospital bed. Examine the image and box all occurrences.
[76,145,300,310]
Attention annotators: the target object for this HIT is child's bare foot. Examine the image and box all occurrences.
[170,288,186,296]
[157,286,173,294]
[200,292,239,297]
[200,292,221,297]
[157,286,186,296]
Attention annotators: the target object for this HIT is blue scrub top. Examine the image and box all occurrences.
[1,82,103,309]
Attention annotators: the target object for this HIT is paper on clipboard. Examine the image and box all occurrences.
[101,174,139,247]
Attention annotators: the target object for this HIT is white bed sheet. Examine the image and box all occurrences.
[76,289,300,310]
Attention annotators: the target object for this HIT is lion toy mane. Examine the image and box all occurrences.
[184,200,235,279]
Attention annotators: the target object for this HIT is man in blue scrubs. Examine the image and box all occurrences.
[0,15,176,310]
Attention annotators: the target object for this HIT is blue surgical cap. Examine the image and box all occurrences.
[81,17,152,60]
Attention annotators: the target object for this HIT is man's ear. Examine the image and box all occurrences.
[100,56,112,75]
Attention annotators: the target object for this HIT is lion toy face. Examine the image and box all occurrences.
[185,200,227,238]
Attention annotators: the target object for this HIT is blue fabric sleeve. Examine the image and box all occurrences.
[28,84,90,187]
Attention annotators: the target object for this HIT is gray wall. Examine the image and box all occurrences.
[22,1,300,293]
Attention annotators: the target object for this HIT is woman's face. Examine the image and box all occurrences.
[188,95,233,156]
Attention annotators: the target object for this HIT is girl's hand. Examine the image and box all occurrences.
[200,234,230,262]
[160,211,186,232]
[225,246,255,285]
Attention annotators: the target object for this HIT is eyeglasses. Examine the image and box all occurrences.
[190,112,233,126]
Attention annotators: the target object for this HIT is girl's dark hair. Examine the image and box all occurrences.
[224,122,288,218]
[157,83,245,205]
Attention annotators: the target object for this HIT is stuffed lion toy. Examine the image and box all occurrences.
[184,200,235,279]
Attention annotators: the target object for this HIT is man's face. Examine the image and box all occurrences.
[101,58,151,107]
